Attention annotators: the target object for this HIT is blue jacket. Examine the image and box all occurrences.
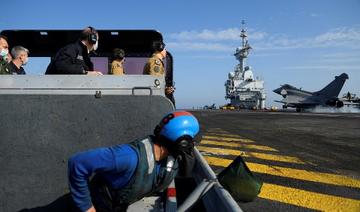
[68,143,138,211]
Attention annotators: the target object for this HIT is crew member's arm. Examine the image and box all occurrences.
[86,71,103,76]
[83,54,103,75]
[68,144,137,212]
[68,147,117,211]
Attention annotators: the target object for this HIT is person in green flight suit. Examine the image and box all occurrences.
[0,35,11,74]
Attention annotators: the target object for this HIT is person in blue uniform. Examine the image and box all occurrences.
[68,110,200,212]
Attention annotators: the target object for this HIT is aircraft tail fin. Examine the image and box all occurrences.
[315,73,348,97]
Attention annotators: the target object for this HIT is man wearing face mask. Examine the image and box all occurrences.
[0,35,10,74]
[45,26,102,75]
[68,110,200,212]
[7,46,29,75]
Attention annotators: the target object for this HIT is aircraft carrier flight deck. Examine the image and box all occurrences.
[192,110,360,211]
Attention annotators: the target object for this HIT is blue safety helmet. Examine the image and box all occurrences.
[155,111,199,143]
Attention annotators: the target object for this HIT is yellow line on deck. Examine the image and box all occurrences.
[198,146,305,164]
[259,183,360,211]
[201,140,278,152]
[204,156,360,189]
[205,128,228,133]
[204,133,242,138]
[202,135,255,143]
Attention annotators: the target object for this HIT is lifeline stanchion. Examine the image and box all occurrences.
[165,179,177,212]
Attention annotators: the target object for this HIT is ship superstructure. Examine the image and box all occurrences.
[225,22,266,109]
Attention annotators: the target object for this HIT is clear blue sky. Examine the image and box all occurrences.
[2,0,359,109]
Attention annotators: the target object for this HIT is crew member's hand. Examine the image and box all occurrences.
[87,71,103,76]
[165,86,175,95]
[86,206,96,212]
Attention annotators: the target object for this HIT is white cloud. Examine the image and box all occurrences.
[319,57,360,64]
[188,55,230,59]
[320,52,360,58]
[310,13,321,17]
[169,28,267,41]
[283,65,360,71]
[255,26,360,50]
[167,26,360,52]
[167,41,233,51]
[313,27,360,44]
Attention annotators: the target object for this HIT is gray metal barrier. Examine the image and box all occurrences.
[0,76,173,212]
[177,148,242,212]
[0,75,241,212]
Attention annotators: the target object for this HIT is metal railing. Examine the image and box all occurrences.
[177,147,242,212]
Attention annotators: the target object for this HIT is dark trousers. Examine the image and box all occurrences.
[89,176,129,212]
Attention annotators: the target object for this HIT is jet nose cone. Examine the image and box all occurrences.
[338,73,349,79]
[273,87,282,94]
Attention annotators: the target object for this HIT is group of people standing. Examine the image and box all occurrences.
[0,35,29,75]
[1,26,174,96]
[43,26,166,77]
[45,26,174,96]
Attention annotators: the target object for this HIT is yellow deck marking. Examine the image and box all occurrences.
[204,156,360,189]
[198,146,305,164]
[259,183,360,211]
[206,128,228,133]
[201,140,278,152]
[202,135,255,143]
[204,133,242,138]
[207,128,225,131]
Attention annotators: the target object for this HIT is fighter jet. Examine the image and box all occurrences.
[273,73,349,112]
[203,103,216,110]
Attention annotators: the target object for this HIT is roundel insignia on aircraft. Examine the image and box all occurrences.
[280,89,287,96]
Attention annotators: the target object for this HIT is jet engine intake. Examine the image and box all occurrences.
[326,99,344,108]
[336,100,344,108]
